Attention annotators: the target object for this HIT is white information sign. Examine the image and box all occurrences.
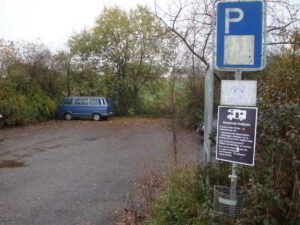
[221,80,257,106]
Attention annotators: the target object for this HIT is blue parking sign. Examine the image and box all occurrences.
[214,0,266,71]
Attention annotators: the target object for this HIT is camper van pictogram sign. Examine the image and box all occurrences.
[216,106,258,166]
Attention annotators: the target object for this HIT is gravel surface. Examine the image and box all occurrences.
[0,118,200,225]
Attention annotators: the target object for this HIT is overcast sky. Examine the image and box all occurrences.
[0,0,157,51]
[0,0,298,51]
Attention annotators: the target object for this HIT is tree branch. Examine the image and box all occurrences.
[154,13,208,66]
[267,41,300,45]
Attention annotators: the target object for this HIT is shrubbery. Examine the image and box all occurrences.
[0,40,63,127]
[143,49,300,224]
[0,82,57,127]
[144,167,213,225]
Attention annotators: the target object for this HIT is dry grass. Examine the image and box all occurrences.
[115,172,165,225]
[104,117,168,126]
[0,160,25,169]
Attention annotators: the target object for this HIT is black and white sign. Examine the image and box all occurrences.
[216,106,258,166]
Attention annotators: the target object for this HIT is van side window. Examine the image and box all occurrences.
[63,98,73,105]
[101,98,106,105]
[75,99,88,105]
[89,99,101,105]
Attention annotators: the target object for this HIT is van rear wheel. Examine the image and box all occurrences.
[64,113,72,120]
[92,113,101,121]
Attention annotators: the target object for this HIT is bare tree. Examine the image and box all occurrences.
[153,0,213,68]
[152,0,299,165]
[267,0,299,48]
[0,39,19,78]
[153,0,299,66]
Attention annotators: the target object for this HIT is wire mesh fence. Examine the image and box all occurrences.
[213,185,248,217]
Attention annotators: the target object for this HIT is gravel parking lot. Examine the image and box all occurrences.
[0,118,200,225]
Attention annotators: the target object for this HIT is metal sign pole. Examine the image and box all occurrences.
[203,62,214,164]
[213,0,265,216]
[229,70,242,216]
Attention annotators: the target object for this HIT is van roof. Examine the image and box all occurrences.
[65,96,107,99]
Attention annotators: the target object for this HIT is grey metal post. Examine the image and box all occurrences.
[203,62,214,163]
[234,70,242,80]
[229,70,242,216]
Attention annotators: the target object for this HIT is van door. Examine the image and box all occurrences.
[58,98,74,117]
[88,98,104,115]
[74,98,89,118]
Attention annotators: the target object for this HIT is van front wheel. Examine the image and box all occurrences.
[92,113,101,121]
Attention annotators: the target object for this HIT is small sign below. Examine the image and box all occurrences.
[221,80,257,106]
[216,106,258,166]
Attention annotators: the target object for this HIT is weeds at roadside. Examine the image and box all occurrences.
[0,160,25,168]
[115,172,165,225]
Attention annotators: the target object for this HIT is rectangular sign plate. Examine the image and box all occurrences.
[214,0,266,71]
[216,106,258,166]
[221,80,257,106]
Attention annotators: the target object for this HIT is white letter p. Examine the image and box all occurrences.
[225,8,244,34]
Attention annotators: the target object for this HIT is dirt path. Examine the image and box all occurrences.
[0,118,200,225]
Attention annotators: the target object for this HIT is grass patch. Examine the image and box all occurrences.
[0,160,25,169]
[105,116,168,126]
[142,165,234,225]
[142,163,300,225]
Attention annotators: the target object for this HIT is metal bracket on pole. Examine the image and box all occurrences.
[235,70,242,80]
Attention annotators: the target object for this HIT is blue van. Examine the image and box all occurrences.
[57,97,113,121]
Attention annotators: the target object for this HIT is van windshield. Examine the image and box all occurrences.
[63,98,73,105]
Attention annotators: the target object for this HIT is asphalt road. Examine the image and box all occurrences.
[0,118,200,225]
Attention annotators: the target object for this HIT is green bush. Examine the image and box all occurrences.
[0,41,64,127]
[138,80,169,117]
[144,165,239,225]
[144,167,211,225]
[144,50,300,225]
[0,83,57,127]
